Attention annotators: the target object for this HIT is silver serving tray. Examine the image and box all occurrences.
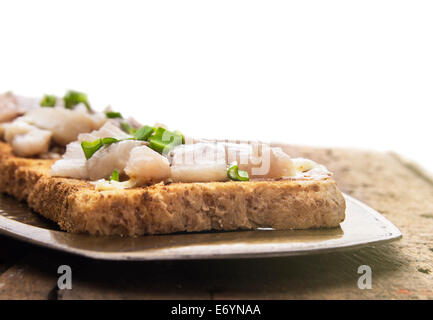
[0,193,401,261]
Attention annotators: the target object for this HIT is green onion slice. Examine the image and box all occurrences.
[121,122,137,135]
[81,139,103,160]
[81,137,131,160]
[40,94,56,107]
[105,111,123,119]
[82,125,186,158]
[63,90,91,111]
[110,169,120,182]
[227,162,249,181]
[174,130,186,144]
[148,127,183,154]
[134,125,155,141]
[102,137,120,145]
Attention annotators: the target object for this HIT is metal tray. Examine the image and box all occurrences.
[0,193,401,261]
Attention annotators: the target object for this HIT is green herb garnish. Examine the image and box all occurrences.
[227,162,249,181]
[105,111,123,119]
[63,90,91,111]
[148,127,183,154]
[83,125,185,160]
[175,130,186,144]
[102,137,120,145]
[81,137,134,159]
[40,94,57,107]
[110,169,120,182]
[81,139,103,160]
[121,122,137,135]
[134,125,155,141]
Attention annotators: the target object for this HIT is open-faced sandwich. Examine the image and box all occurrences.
[0,91,346,236]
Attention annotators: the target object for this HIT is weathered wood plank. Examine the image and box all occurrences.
[57,259,213,300]
[0,251,58,300]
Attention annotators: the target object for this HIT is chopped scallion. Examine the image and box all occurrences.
[82,137,132,160]
[81,139,103,160]
[134,125,155,141]
[174,130,186,144]
[105,111,123,119]
[63,90,91,111]
[148,127,183,154]
[40,94,57,107]
[227,162,249,181]
[110,169,120,182]
[102,137,120,145]
[121,122,137,135]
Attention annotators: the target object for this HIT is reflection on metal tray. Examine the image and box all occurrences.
[0,193,401,261]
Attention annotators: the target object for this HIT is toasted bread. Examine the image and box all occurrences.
[0,142,346,236]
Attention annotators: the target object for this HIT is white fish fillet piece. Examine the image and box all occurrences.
[170,143,228,182]
[224,142,254,168]
[0,92,39,123]
[50,142,88,179]
[171,163,228,182]
[87,140,145,181]
[21,107,106,145]
[125,146,171,185]
[219,142,296,179]
[262,146,296,178]
[77,121,130,142]
[3,120,52,157]
[291,158,317,172]
[290,158,332,180]
[14,95,40,111]
[51,122,133,179]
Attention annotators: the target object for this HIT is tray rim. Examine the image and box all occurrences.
[0,193,402,261]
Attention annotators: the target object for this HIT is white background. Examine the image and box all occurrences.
[0,1,432,172]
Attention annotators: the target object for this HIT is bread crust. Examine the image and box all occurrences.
[0,142,346,236]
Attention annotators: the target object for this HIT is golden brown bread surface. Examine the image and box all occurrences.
[0,142,346,236]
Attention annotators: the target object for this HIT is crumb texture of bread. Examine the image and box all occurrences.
[0,142,346,236]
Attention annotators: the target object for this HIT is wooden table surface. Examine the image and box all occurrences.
[0,146,432,300]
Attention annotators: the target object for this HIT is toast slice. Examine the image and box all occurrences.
[0,142,346,236]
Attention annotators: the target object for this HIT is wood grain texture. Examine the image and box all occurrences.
[0,146,432,300]
[0,252,58,300]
